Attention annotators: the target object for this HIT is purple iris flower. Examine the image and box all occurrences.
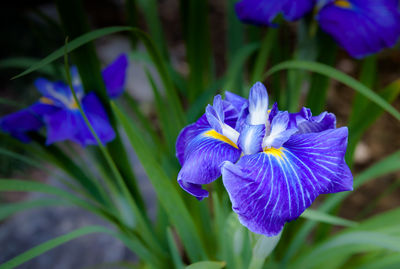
[176,82,353,236]
[317,0,400,58]
[0,54,128,146]
[235,0,316,25]
[235,0,400,58]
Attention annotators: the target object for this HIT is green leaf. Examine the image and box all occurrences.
[63,54,164,257]
[145,69,177,154]
[0,226,157,269]
[185,0,212,102]
[111,102,207,262]
[0,147,84,196]
[301,209,357,227]
[0,199,68,221]
[12,26,132,80]
[249,232,282,269]
[223,43,260,93]
[186,79,224,123]
[265,61,400,121]
[346,79,400,164]
[186,261,226,269]
[120,92,162,152]
[0,134,110,207]
[0,179,106,219]
[0,57,56,76]
[346,207,400,234]
[305,33,337,114]
[167,227,185,269]
[250,28,278,84]
[293,231,400,268]
[355,253,400,269]
[136,0,168,58]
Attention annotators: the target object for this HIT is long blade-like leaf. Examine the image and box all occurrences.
[12,26,131,79]
[0,226,156,269]
[111,102,207,262]
[301,209,357,227]
[265,61,400,121]
[0,199,68,221]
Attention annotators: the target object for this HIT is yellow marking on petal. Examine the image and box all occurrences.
[263,147,284,158]
[335,0,351,8]
[39,97,54,105]
[203,129,238,149]
[68,99,79,110]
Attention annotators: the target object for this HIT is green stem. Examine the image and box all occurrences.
[63,48,167,261]
[56,0,146,215]
[306,33,337,114]
[251,28,278,84]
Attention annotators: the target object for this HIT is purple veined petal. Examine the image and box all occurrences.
[70,66,85,96]
[235,103,249,132]
[317,0,400,58]
[102,54,129,98]
[176,114,210,165]
[235,0,315,26]
[178,128,241,200]
[222,100,242,129]
[222,127,352,236]
[282,0,317,21]
[0,104,45,142]
[286,107,336,133]
[176,98,240,166]
[263,111,298,149]
[178,180,209,200]
[205,95,225,133]
[268,102,279,122]
[44,109,79,145]
[44,93,115,146]
[78,92,116,146]
[299,111,336,133]
[206,95,240,144]
[34,78,77,109]
[238,124,265,155]
[31,101,60,116]
[225,91,248,112]
[235,101,277,133]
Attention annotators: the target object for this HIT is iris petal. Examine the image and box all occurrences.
[0,105,45,142]
[238,124,265,155]
[178,128,241,199]
[44,92,115,146]
[102,54,128,98]
[222,127,352,236]
[235,0,315,26]
[225,91,247,112]
[176,115,211,166]
[80,92,116,145]
[317,0,400,58]
[286,107,336,134]
[264,111,298,148]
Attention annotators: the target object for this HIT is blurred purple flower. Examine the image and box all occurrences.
[235,0,400,58]
[317,0,400,58]
[235,0,316,25]
[0,54,128,146]
[176,82,353,236]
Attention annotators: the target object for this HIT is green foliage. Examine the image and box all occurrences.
[1,1,400,269]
